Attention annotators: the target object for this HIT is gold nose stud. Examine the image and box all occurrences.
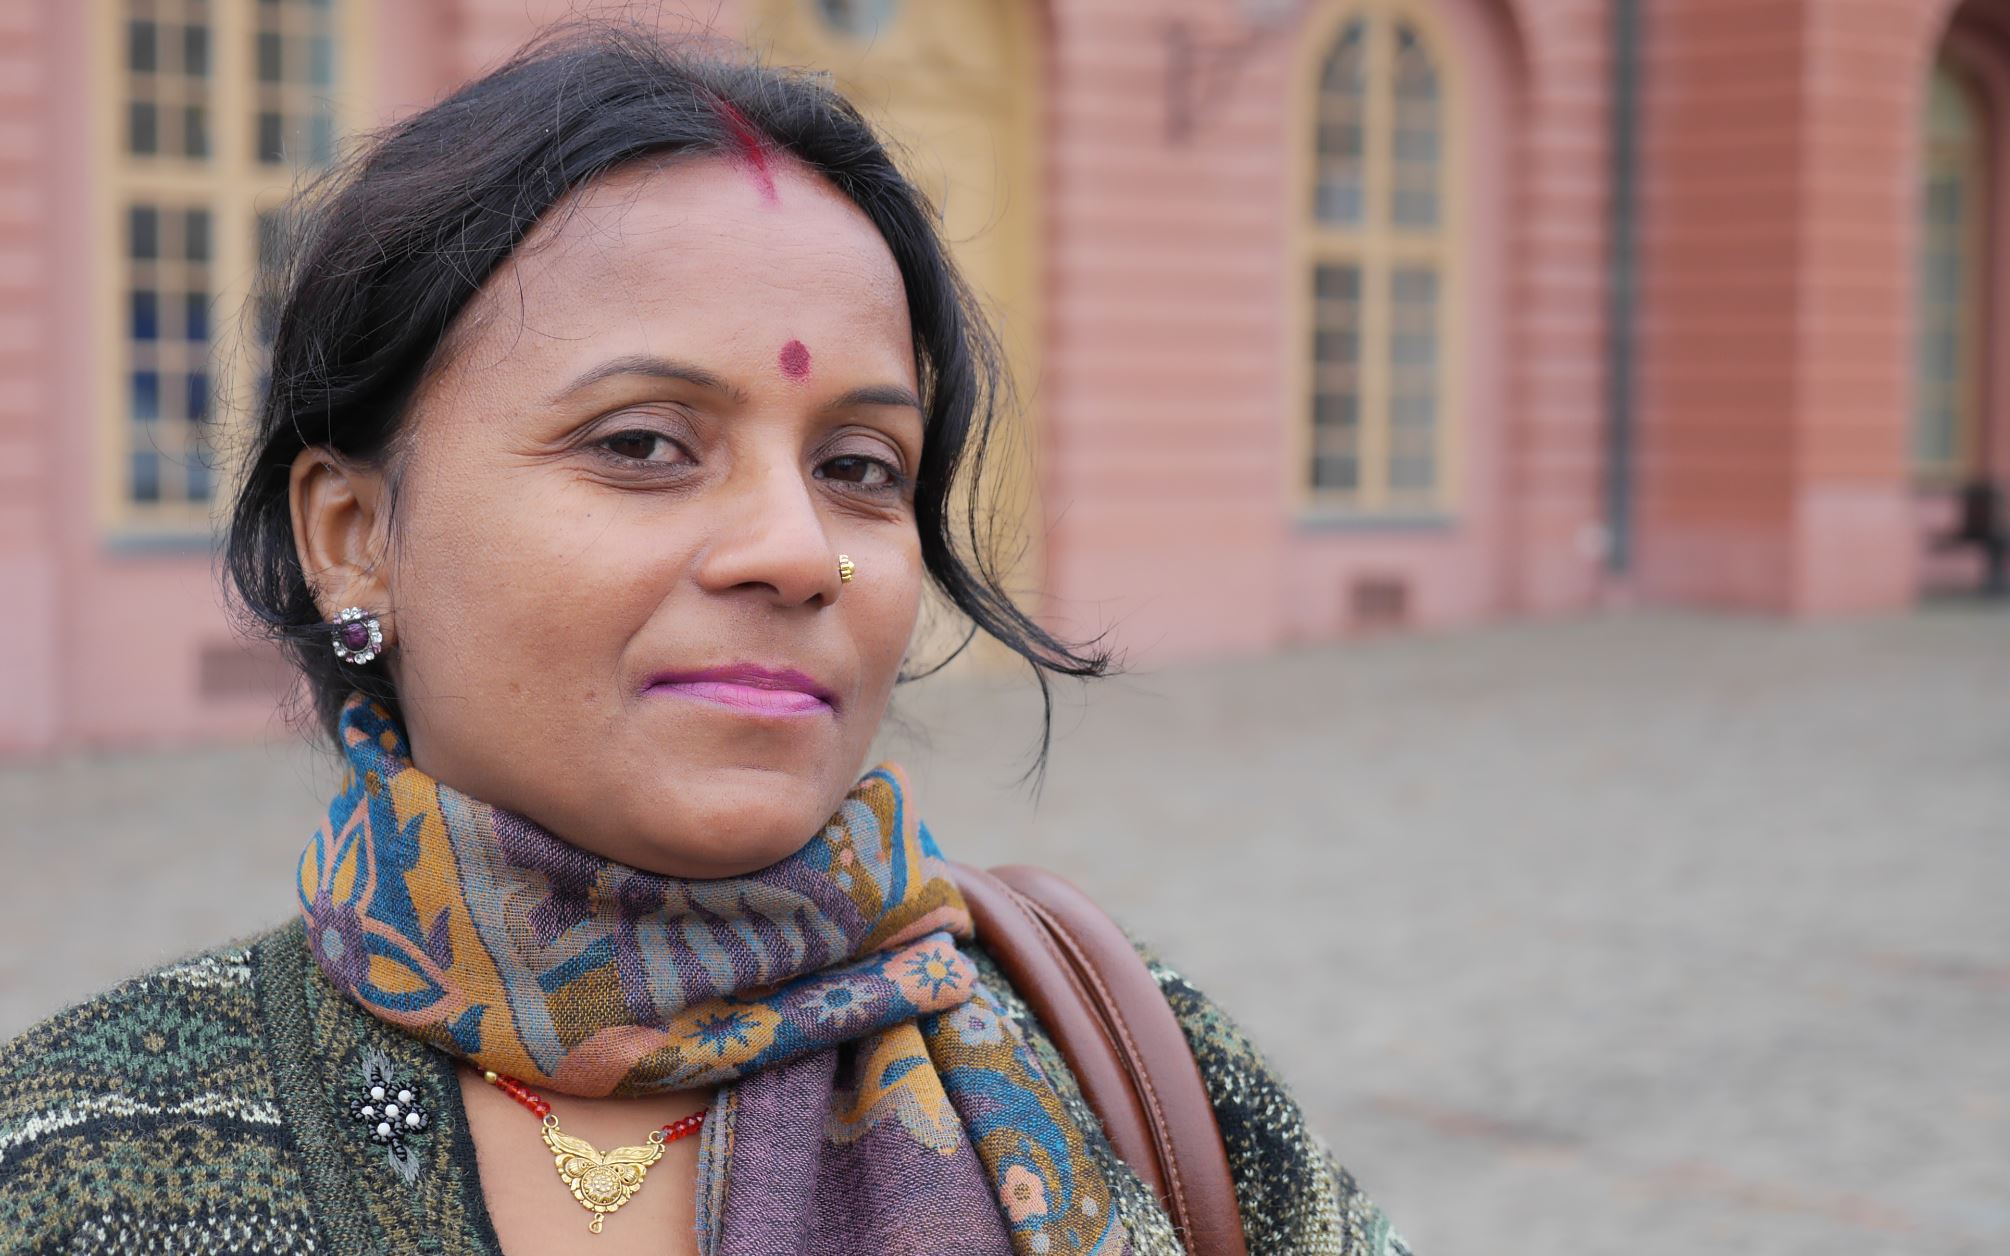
[837,554,855,584]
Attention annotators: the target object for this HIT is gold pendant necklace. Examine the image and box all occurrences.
[482,1069,707,1234]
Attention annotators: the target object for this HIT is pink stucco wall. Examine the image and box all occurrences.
[2,1,307,754]
[5,2,282,750]
[1636,0,2008,615]
[0,2,59,751]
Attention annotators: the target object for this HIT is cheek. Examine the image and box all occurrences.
[391,469,678,684]
[849,532,924,681]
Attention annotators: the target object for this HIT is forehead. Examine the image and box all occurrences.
[440,153,913,382]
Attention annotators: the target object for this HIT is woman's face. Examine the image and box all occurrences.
[295,154,925,877]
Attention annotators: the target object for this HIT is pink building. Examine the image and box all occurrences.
[3,0,2004,754]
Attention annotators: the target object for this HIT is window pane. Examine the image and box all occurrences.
[128,101,158,155]
[132,371,161,423]
[1315,394,1358,428]
[131,290,159,341]
[815,0,900,39]
[128,20,158,73]
[1311,262,1363,493]
[1913,64,1983,477]
[184,105,209,159]
[309,112,335,165]
[258,111,285,163]
[129,206,159,259]
[1314,330,1359,365]
[256,209,286,267]
[130,449,161,503]
[1314,455,1360,492]
[1387,264,1440,496]
[187,370,210,423]
[258,31,285,83]
[309,34,334,87]
[1391,23,1443,229]
[184,25,210,77]
[1389,459,1433,491]
[185,292,210,342]
[187,449,214,502]
[1314,20,1367,227]
[184,208,211,262]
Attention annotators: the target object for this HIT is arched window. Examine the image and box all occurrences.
[1914,61,1988,483]
[1300,3,1457,516]
[104,0,367,534]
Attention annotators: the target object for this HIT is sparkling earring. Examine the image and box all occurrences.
[331,607,386,665]
[837,554,855,584]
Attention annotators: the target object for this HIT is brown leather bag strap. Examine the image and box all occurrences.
[951,862,1249,1256]
[952,865,1164,1193]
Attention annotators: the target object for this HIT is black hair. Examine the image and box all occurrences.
[224,21,1115,777]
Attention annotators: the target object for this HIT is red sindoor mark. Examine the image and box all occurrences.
[712,98,778,206]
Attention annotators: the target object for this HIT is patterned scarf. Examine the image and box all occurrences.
[297,695,1130,1255]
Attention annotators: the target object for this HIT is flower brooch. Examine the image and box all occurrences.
[349,1049,431,1182]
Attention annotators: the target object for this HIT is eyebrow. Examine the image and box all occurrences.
[819,383,923,414]
[547,353,920,414]
[548,354,749,406]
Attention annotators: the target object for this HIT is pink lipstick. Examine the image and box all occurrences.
[643,664,836,717]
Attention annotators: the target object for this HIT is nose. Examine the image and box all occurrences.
[691,452,845,608]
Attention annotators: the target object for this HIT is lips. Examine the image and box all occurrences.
[642,663,838,715]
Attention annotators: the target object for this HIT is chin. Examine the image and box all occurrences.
[615,777,845,879]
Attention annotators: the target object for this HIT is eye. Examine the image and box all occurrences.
[817,454,901,489]
[599,430,684,464]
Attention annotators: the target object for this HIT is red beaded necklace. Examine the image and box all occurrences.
[482,1069,706,1234]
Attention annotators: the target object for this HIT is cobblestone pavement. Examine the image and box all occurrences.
[4,608,2006,1255]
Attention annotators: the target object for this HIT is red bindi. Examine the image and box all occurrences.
[778,340,812,381]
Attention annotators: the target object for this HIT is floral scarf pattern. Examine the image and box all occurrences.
[298,695,1129,1255]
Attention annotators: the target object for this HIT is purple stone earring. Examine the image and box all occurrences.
[331,607,386,665]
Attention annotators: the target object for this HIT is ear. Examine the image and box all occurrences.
[290,448,394,636]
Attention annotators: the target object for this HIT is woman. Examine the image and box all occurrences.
[0,26,1407,1256]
